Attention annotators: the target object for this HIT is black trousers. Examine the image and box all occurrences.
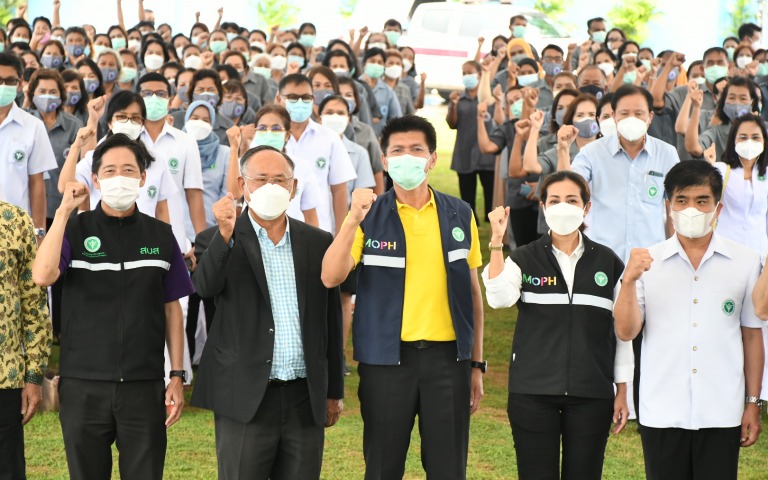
[508,206,541,248]
[507,392,614,480]
[186,292,216,361]
[58,378,167,480]
[0,388,24,480]
[640,425,741,480]
[214,378,324,480]
[358,341,471,480]
[458,171,495,222]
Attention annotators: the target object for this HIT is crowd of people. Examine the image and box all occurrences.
[1,0,768,479]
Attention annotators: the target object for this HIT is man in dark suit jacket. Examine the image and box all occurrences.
[191,145,344,480]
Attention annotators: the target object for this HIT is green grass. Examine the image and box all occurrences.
[23,105,768,479]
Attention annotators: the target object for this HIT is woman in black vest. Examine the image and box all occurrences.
[482,170,632,480]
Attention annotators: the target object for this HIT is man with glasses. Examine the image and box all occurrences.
[136,72,206,385]
[191,145,344,480]
[0,53,57,242]
[274,73,356,234]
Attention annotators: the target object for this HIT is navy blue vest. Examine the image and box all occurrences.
[353,188,475,365]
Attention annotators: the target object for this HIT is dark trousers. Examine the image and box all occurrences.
[58,378,167,480]
[358,341,471,480]
[508,206,541,248]
[640,425,741,480]
[214,378,324,480]
[507,392,614,480]
[186,292,216,361]
[458,171,495,222]
[0,388,24,480]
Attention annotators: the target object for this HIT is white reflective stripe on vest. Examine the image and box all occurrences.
[447,248,469,263]
[124,260,171,271]
[70,260,121,272]
[520,291,570,305]
[361,254,406,268]
[572,294,613,312]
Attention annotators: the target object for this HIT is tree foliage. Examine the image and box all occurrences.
[727,0,757,38]
[533,0,573,20]
[0,0,21,26]
[607,0,662,45]
[250,0,299,30]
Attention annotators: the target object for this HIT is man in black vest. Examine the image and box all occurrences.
[322,115,485,479]
[33,134,194,480]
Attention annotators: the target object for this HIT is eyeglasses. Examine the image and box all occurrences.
[255,125,286,132]
[139,89,170,99]
[243,174,294,188]
[542,56,563,63]
[113,113,144,124]
[0,77,20,86]
[285,94,313,103]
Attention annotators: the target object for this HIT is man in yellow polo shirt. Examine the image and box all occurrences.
[322,115,485,480]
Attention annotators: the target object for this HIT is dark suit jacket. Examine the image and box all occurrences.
[190,214,344,426]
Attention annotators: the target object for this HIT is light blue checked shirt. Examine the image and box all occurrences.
[571,133,679,263]
[248,214,306,380]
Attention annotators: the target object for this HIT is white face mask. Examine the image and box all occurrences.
[670,206,717,239]
[599,118,617,137]
[111,120,143,140]
[384,65,403,79]
[184,119,213,140]
[735,139,764,160]
[543,202,585,236]
[736,56,753,69]
[143,53,164,71]
[597,62,614,76]
[616,116,648,142]
[184,55,202,70]
[98,175,141,211]
[321,114,349,135]
[270,55,287,70]
[402,59,413,72]
[369,42,387,51]
[246,182,292,221]
[128,39,142,51]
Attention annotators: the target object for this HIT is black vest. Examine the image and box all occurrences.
[354,188,475,365]
[508,233,625,398]
[60,205,178,382]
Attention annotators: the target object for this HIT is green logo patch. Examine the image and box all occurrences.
[594,271,608,287]
[647,186,658,198]
[316,157,327,169]
[13,150,24,162]
[759,175,766,182]
[84,236,101,253]
[147,186,158,199]
[169,158,179,170]
[722,299,735,316]
[452,227,465,242]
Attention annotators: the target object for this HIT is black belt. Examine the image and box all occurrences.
[401,340,455,349]
[267,377,306,388]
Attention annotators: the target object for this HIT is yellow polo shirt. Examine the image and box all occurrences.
[351,191,482,341]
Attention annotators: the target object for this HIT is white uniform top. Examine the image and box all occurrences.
[284,153,322,223]
[633,233,764,429]
[0,102,57,214]
[75,146,178,219]
[284,119,356,233]
[140,124,203,250]
[482,233,634,383]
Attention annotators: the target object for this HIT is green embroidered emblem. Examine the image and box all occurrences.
[722,299,735,316]
[452,227,465,242]
[84,236,101,253]
[594,272,608,287]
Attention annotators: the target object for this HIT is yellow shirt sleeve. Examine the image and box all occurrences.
[467,212,482,269]
[352,225,365,267]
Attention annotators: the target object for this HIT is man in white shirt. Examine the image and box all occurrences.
[276,74,356,234]
[0,53,57,238]
[615,161,765,480]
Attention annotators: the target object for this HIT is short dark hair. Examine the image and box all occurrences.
[307,65,340,94]
[106,90,147,127]
[703,46,728,63]
[380,115,437,153]
[714,76,759,125]
[510,15,526,25]
[738,23,762,41]
[540,171,591,205]
[189,69,223,105]
[27,68,66,109]
[239,145,295,174]
[517,57,539,73]
[279,73,312,93]
[322,49,354,71]
[723,114,768,177]
[541,44,564,57]
[140,38,170,64]
[0,52,23,77]
[611,84,654,112]
[299,23,317,34]
[587,17,605,30]
[33,16,52,30]
[318,94,350,116]
[92,133,154,174]
[220,22,241,32]
[216,64,241,82]
[363,47,386,64]
[137,72,172,96]
[136,20,155,30]
[384,19,402,30]
[664,160,724,203]
[64,26,87,42]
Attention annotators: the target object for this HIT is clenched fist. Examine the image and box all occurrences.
[213,192,237,243]
[624,248,653,282]
[59,182,90,213]
[488,206,509,244]
[349,188,377,224]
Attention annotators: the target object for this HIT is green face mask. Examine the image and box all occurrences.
[704,65,728,85]
[758,63,768,76]
[144,95,169,121]
[384,31,400,46]
[387,154,428,190]
[0,85,17,107]
[252,131,286,150]
[510,98,523,119]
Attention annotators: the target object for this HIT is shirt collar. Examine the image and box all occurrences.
[550,231,585,258]
[610,130,653,158]
[1,102,24,128]
[32,108,63,130]
[396,188,436,211]
[247,211,291,246]
[658,231,732,263]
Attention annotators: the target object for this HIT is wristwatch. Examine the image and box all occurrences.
[488,242,503,252]
[169,370,187,382]
[746,396,764,407]
[470,360,487,374]
[34,228,46,238]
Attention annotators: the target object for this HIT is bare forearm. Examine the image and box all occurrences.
[321,219,358,287]
[32,207,69,286]
[674,97,691,134]
[477,120,501,154]
[165,301,184,371]
[155,200,170,224]
[752,270,768,320]
[522,131,542,174]
[685,105,704,156]
[470,272,484,361]
[331,184,348,236]
[29,175,46,229]
[185,189,206,234]
[652,64,674,108]
[446,103,458,128]
[742,327,764,397]
[373,171,384,195]
[302,208,319,227]
[614,280,643,340]
[225,146,241,196]
[509,138,527,178]
[556,146,572,171]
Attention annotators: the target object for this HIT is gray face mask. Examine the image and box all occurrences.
[555,108,566,126]
[723,102,751,121]
[510,54,528,65]
[574,118,600,138]
[219,100,245,119]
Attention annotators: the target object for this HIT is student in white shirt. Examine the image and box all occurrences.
[483,171,632,480]
[615,160,765,480]
[0,53,57,237]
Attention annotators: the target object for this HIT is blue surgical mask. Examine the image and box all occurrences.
[226,32,238,42]
[462,73,479,89]
[210,40,228,55]
[384,31,400,46]
[251,131,286,150]
[0,85,17,107]
[285,99,313,122]
[759,63,768,76]
[517,73,538,87]
[365,63,385,79]
[726,47,736,60]
[111,37,127,50]
[298,34,316,48]
[623,70,637,83]
[513,25,527,39]
[287,55,305,68]
[591,31,606,43]
[144,95,169,121]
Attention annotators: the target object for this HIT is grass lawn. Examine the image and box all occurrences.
[24,103,768,478]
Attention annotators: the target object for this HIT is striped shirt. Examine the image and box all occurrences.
[248,214,306,380]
